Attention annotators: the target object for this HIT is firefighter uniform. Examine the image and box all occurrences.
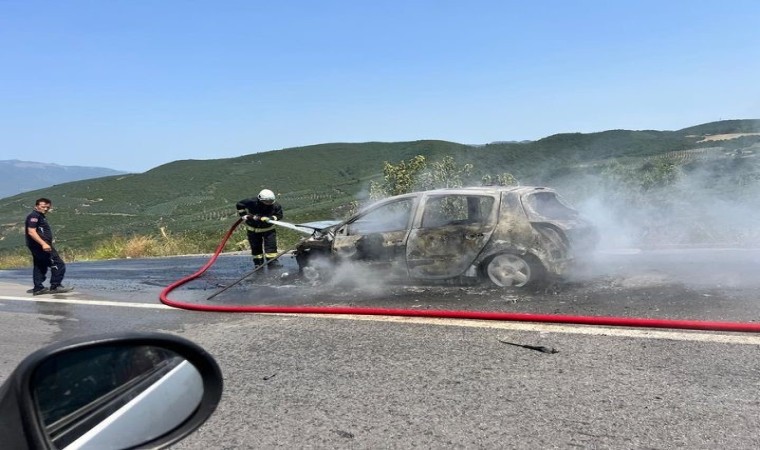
[236,194,284,267]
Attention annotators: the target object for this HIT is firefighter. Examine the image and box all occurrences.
[236,189,284,268]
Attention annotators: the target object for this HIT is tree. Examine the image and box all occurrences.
[369,155,476,199]
[369,155,427,199]
[482,173,518,186]
[417,155,474,190]
[639,158,680,191]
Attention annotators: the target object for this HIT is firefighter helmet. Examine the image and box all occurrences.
[258,189,276,202]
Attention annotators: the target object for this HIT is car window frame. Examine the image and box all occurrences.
[419,193,497,229]
[340,196,417,236]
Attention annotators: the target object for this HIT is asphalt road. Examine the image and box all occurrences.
[1,248,760,448]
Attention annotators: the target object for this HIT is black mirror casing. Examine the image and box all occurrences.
[0,332,223,450]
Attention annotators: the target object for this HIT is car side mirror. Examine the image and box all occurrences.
[0,332,223,450]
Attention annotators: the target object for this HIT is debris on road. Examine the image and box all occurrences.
[498,339,559,354]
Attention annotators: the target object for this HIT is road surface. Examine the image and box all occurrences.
[1,248,759,448]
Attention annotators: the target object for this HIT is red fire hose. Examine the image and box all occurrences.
[160,220,760,333]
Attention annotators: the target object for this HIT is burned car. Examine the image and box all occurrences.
[294,186,598,288]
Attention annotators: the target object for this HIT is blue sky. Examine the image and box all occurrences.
[2,1,759,173]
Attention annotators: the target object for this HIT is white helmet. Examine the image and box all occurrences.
[258,189,275,202]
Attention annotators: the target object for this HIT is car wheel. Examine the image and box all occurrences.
[485,253,536,287]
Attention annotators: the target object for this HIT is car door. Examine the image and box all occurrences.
[331,197,416,277]
[406,193,498,279]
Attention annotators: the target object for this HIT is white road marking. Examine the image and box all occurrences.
[286,313,760,346]
[2,296,759,345]
[0,295,172,309]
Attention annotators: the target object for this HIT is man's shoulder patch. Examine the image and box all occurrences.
[29,217,38,223]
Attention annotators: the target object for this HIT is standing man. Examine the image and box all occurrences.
[25,198,73,295]
[236,189,284,268]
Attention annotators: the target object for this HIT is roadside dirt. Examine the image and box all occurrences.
[697,132,760,142]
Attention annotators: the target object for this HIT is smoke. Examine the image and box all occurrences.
[558,150,760,288]
[302,255,390,296]
[572,159,760,251]
[338,139,760,290]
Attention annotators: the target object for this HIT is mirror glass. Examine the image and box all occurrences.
[31,344,204,449]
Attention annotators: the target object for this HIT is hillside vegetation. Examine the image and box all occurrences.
[1,119,759,255]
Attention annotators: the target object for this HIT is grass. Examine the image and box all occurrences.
[1,231,231,269]
[0,225,310,269]
[0,248,30,270]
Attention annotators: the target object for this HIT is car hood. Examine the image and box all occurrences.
[296,220,342,233]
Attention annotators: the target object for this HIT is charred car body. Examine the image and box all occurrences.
[294,186,598,287]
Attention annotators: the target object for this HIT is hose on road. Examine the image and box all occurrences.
[159,219,760,333]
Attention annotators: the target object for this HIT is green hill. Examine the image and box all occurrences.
[1,119,759,252]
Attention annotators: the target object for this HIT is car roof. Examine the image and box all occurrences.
[357,186,558,214]
[414,186,555,196]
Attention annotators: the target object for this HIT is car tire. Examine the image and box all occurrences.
[484,253,542,288]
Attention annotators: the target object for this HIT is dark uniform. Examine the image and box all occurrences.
[236,198,284,266]
[25,209,66,292]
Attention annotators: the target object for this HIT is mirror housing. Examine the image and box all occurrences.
[0,332,222,449]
